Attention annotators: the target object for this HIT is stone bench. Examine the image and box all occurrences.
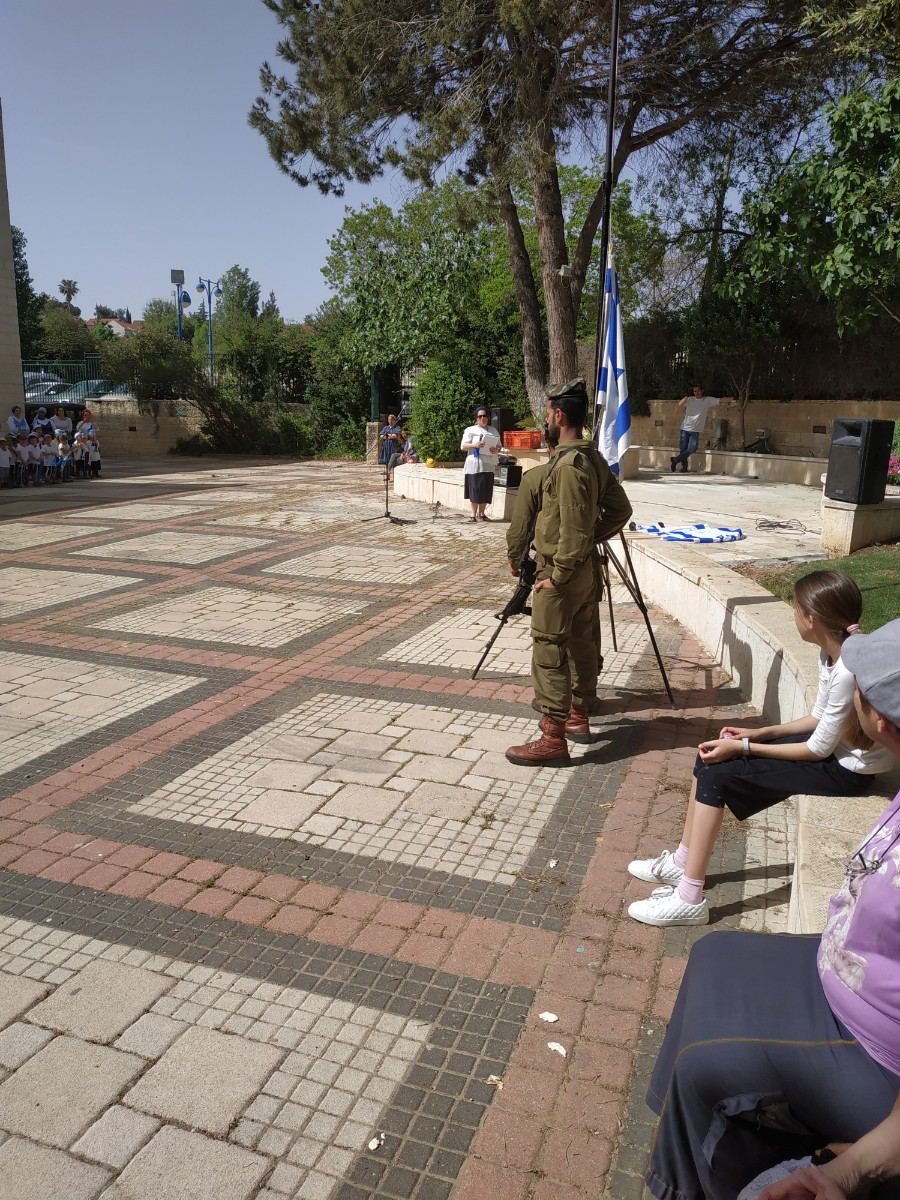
[787,768,900,934]
[392,463,519,520]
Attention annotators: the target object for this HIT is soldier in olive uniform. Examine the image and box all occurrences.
[506,380,633,766]
[506,423,627,720]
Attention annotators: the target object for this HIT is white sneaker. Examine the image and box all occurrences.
[628,886,709,928]
[627,849,684,887]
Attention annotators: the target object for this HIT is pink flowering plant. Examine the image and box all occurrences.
[889,451,900,486]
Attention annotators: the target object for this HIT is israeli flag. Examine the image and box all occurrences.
[595,252,631,475]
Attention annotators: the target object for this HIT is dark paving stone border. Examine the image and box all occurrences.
[47,661,669,930]
[0,872,532,1200]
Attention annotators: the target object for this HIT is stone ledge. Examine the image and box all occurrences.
[822,494,900,557]
[787,776,900,934]
[637,445,826,487]
[391,463,519,520]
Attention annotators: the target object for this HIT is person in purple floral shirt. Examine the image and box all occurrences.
[646,619,900,1200]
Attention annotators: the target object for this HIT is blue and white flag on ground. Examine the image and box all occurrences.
[595,252,631,475]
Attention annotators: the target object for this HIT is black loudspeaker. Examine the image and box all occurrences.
[824,418,895,505]
[494,461,522,488]
[490,407,516,438]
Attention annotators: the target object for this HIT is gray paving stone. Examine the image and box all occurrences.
[396,729,464,756]
[397,754,471,784]
[0,974,50,1030]
[244,761,325,792]
[320,783,406,822]
[0,1036,143,1148]
[123,1026,283,1135]
[99,1126,267,1200]
[400,781,483,820]
[72,1106,161,1169]
[234,790,322,828]
[0,1137,111,1200]
[114,1013,188,1058]
[27,961,172,1043]
[0,1022,54,1070]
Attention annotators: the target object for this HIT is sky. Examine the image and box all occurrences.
[2,1,405,325]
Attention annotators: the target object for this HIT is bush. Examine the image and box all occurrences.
[172,433,214,456]
[409,360,487,461]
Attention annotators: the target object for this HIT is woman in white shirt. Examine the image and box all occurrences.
[50,407,73,436]
[460,406,501,522]
[8,406,29,438]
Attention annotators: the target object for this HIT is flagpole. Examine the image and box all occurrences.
[591,0,622,425]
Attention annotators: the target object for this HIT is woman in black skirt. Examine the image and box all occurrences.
[460,407,501,521]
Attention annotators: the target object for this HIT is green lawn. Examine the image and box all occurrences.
[742,543,900,632]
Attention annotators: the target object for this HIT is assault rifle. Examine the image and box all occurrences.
[470,552,538,680]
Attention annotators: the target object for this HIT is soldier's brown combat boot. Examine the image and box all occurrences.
[564,703,592,743]
[505,716,571,767]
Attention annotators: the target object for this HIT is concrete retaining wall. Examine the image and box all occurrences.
[627,536,819,724]
[632,398,900,459]
[92,398,204,456]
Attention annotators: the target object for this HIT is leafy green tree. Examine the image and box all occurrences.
[302,302,371,457]
[252,0,829,410]
[11,226,45,358]
[686,259,781,445]
[94,304,128,320]
[90,322,117,346]
[804,0,899,62]
[40,302,95,359]
[741,81,900,329]
[141,297,200,343]
[409,360,486,462]
[58,278,79,312]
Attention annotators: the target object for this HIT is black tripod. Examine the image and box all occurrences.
[597,533,674,705]
[363,465,416,526]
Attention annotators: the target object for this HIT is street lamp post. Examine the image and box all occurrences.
[196,276,223,381]
[170,269,191,342]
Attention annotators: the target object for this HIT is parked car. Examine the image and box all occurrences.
[51,379,111,404]
[24,380,71,400]
[95,383,133,399]
[23,371,62,388]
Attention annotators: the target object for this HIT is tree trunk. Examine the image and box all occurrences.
[701,135,735,297]
[529,131,578,388]
[496,178,548,419]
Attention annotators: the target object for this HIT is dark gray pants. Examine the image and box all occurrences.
[646,931,899,1200]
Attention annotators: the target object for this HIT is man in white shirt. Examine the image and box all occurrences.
[670,385,719,473]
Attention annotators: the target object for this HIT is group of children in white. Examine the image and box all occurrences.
[1,405,101,488]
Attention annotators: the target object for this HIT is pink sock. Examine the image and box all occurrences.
[672,842,689,869]
[678,875,705,905]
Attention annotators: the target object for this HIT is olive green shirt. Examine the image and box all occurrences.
[532,439,633,586]
[506,462,550,566]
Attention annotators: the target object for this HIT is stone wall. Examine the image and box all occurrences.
[93,398,204,457]
[0,103,24,417]
[631,398,900,458]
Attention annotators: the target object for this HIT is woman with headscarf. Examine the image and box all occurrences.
[460,406,501,521]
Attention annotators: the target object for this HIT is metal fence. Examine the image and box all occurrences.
[22,355,102,389]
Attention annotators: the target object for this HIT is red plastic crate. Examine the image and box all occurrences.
[502,430,542,450]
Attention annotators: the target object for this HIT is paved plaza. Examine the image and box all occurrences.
[0,458,802,1199]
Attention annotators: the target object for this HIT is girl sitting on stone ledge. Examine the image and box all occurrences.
[627,570,895,928]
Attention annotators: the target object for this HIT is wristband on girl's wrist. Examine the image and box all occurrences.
[742,736,750,758]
